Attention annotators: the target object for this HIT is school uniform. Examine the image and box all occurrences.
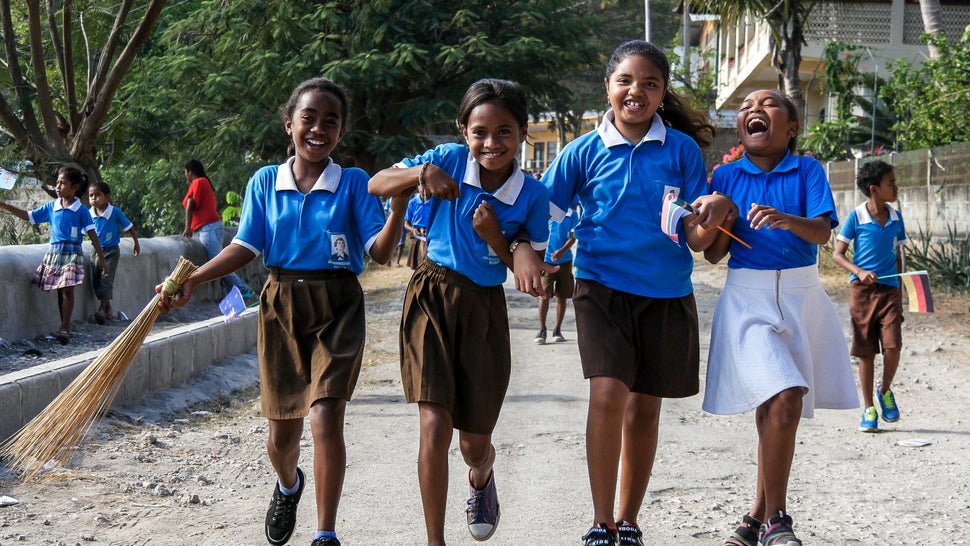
[703,152,858,417]
[395,143,549,434]
[232,157,386,419]
[540,209,577,299]
[404,194,431,269]
[28,198,94,291]
[90,204,134,300]
[543,111,708,396]
[837,203,907,356]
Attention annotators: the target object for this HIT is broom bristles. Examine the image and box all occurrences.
[0,256,197,481]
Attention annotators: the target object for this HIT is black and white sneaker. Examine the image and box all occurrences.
[265,467,305,545]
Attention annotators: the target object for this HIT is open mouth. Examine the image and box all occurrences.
[746,117,768,134]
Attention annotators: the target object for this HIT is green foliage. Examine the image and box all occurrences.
[221,191,244,227]
[801,42,896,161]
[882,32,970,151]
[906,224,970,293]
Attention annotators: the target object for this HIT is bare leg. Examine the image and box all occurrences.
[538,297,550,331]
[755,388,802,518]
[879,349,901,393]
[858,355,876,408]
[554,295,568,333]
[418,402,453,546]
[57,286,75,334]
[267,417,303,490]
[586,376,629,526]
[308,398,347,533]
[616,393,661,524]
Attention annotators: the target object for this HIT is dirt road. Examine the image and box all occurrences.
[1,262,968,545]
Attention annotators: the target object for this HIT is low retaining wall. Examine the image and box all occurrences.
[0,235,266,343]
[0,307,258,443]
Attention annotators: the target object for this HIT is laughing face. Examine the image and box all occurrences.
[737,90,798,159]
[461,100,527,186]
[605,54,666,141]
[285,89,345,166]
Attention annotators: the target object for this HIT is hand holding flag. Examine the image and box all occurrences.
[660,192,752,248]
[878,270,935,313]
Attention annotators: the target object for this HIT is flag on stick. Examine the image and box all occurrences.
[0,167,17,190]
[898,271,935,313]
[660,193,692,243]
[219,286,246,322]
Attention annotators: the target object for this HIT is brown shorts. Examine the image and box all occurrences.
[849,281,903,357]
[257,268,365,420]
[573,279,699,397]
[541,260,575,299]
[406,237,427,270]
[400,260,511,434]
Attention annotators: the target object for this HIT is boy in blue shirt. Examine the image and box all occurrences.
[88,181,140,324]
[833,160,907,432]
[534,206,577,344]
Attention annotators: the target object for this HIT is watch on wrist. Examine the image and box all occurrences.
[509,239,529,253]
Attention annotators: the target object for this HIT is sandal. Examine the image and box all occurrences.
[724,514,761,546]
[759,511,802,546]
[54,331,70,345]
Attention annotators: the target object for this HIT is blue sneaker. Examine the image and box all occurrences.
[466,470,500,541]
[877,386,900,422]
[859,406,878,432]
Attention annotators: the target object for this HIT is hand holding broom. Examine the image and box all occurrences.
[0,256,198,481]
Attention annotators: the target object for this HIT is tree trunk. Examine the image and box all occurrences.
[919,0,944,60]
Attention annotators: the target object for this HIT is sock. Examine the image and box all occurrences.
[278,472,301,496]
[314,530,337,540]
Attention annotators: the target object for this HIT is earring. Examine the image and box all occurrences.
[659,101,665,112]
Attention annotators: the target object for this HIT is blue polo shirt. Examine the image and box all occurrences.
[545,209,577,265]
[89,204,133,249]
[405,194,431,230]
[29,198,94,244]
[396,143,549,287]
[543,111,709,298]
[710,152,838,271]
[836,202,906,286]
[232,157,385,274]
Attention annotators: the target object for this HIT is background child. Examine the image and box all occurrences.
[403,192,431,270]
[702,89,858,546]
[534,206,578,345]
[0,166,107,344]
[368,78,549,546]
[181,159,254,299]
[88,181,140,324]
[833,160,906,432]
[540,40,731,546]
[160,78,408,546]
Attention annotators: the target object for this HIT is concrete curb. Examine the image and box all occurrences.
[0,307,258,443]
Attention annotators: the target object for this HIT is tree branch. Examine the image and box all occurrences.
[73,0,168,154]
[0,0,47,154]
[48,0,80,129]
[25,0,70,157]
[87,0,133,101]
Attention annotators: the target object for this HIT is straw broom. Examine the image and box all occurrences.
[0,256,197,481]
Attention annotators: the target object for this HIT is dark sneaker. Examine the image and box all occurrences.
[552,330,567,343]
[310,538,341,546]
[534,328,547,345]
[615,521,643,545]
[724,514,761,546]
[758,511,802,546]
[466,470,500,541]
[877,385,900,422]
[582,523,617,545]
[265,467,305,545]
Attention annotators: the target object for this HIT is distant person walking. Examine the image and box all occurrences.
[182,159,253,299]
[534,206,578,345]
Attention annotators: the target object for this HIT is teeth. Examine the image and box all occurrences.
[625,100,644,108]
[747,118,768,133]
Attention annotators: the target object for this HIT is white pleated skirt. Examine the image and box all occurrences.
[703,265,858,418]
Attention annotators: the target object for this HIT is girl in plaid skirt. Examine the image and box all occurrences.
[0,166,107,344]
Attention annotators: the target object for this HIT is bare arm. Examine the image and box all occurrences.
[0,201,29,221]
[369,189,412,264]
[684,193,733,252]
[369,163,460,201]
[157,244,257,311]
[87,229,109,274]
[127,227,141,256]
[833,239,875,284]
[182,198,195,237]
[747,204,833,244]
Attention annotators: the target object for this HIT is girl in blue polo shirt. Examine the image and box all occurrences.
[703,89,857,546]
[159,78,409,546]
[369,78,549,546]
[0,166,108,345]
[540,40,732,546]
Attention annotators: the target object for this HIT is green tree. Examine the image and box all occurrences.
[882,31,970,151]
[0,0,168,189]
